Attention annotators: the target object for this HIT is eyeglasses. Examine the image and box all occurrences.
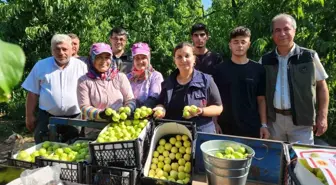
[111,37,126,42]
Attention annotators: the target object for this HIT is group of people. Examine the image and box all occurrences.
[22,13,329,145]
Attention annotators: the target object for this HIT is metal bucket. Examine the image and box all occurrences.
[204,160,251,177]
[200,140,255,185]
[206,168,249,185]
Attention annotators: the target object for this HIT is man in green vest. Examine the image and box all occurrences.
[260,13,329,144]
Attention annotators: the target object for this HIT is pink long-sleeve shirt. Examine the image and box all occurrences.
[77,73,135,120]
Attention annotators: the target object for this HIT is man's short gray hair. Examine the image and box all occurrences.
[271,13,297,32]
[51,34,72,49]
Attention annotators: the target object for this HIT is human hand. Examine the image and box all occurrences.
[26,115,36,132]
[153,106,166,119]
[260,127,270,139]
[215,122,222,134]
[183,106,202,119]
[314,115,328,136]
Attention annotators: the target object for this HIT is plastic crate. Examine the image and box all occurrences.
[37,157,84,183]
[89,120,153,169]
[287,160,301,185]
[7,158,38,169]
[141,119,196,185]
[85,165,138,185]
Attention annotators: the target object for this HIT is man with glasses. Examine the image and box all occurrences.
[191,23,223,76]
[108,27,133,73]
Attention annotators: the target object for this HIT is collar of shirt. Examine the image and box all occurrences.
[52,57,73,69]
[275,43,297,59]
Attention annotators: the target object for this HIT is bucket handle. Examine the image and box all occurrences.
[249,144,269,161]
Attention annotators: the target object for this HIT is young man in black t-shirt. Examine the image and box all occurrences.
[191,23,223,76]
[213,26,270,139]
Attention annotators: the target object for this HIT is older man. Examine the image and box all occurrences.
[108,27,132,73]
[260,13,329,144]
[22,34,88,143]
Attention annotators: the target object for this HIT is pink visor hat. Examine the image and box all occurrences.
[131,42,150,57]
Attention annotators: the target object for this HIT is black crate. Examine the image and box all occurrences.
[6,152,38,169]
[37,157,84,183]
[89,121,153,170]
[85,165,138,185]
[7,158,38,169]
[153,119,196,140]
[141,119,195,185]
[287,159,301,185]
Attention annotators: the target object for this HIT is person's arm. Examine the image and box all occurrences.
[153,83,167,118]
[26,92,38,131]
[143,72,164,108]
[312,52,329,136]
[194,77,223,117]
[257,96,267,124]
[119,73,136,112]
[256,66,270,139]
[21,63,40,132]
[77,78,102,120]
[315,80,329,136]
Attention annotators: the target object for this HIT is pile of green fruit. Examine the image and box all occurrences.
[15,141,90,163]
[134,106,153,119]
[148,135,192,184]
[105,106,131,122]
[96,119,149,143]
[299,159,328,185]
[214,145,249,159]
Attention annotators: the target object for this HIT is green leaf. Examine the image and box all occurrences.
[0,40,26,102]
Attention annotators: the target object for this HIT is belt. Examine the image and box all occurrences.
[39,108,80,118]
[274,108,292,116]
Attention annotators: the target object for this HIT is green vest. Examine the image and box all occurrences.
[262,45,316,126]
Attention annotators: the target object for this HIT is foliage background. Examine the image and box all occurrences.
[0,0,335,143]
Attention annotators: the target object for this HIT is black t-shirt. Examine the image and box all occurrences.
[195,51,223,76]
[113,52,133,74]
[213,60,266,138]
[157,73,222,121]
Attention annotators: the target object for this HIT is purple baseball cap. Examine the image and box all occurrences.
[131,42,150,57]
[90,43,112,56]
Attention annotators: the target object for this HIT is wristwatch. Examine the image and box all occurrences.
[261,123,268,128]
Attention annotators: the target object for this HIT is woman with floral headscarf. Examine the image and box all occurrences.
[127,42,163,108]
[77,43,136,136]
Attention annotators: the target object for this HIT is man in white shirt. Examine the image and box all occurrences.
[260,14,329,144]
[22,34,88,143]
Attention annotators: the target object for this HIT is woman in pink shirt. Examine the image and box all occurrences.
[77,43,136,122]
[127,42,163,108]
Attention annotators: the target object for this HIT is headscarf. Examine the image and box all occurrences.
[86,43,118,81]
[128,42,154,83]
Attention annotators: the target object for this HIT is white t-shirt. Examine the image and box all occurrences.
[22,57,88,116]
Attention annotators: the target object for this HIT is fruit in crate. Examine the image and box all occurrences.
[298,159,328,185]
[213,145,249,159]
[96,119,149,143]
[149,135,192,184]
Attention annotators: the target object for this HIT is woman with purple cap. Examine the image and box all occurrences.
[77,43,136,136]
[127,42,164,108]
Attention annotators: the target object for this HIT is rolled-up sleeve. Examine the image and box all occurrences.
[77,76,100,120]
[21,63,40,95]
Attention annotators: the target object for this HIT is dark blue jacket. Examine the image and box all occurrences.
[161,69,213,127]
